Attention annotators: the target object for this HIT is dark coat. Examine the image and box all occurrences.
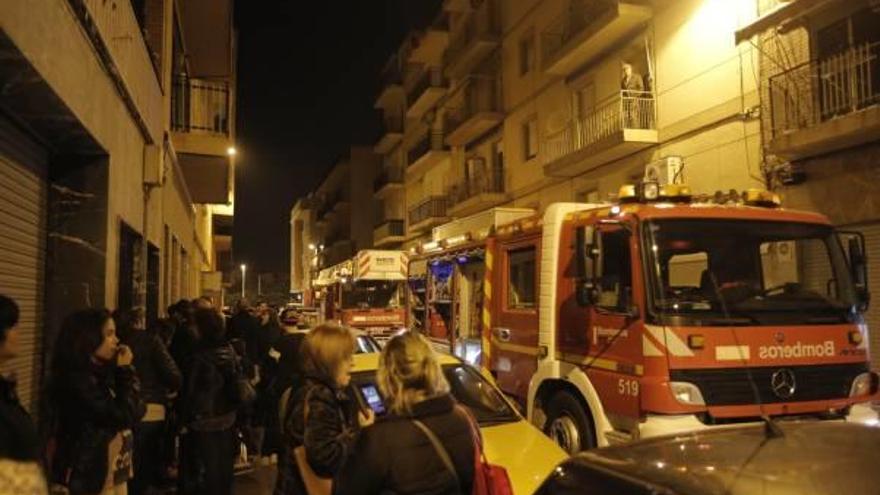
[183,342,243,430]
[0,376,39,461]
[275,376,358,495]
[335,394,476,495]
[51,363,145,494]
[124,330,181,404]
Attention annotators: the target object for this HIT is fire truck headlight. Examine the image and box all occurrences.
[850,372,879,397]
[670,381,706,406]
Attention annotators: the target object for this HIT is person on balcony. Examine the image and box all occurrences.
[621,62,646,129]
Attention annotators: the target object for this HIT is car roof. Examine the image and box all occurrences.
[561,422,880,495]
[352,352,460,373]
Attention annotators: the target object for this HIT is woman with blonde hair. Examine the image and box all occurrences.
[275,323,373,495]
[336,331,476,495]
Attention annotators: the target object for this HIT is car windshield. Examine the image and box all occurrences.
[341,280,403,310]
[645,219,858,326]
[351,364,519,426]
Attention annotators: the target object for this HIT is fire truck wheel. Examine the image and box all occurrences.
[545,392,595,454]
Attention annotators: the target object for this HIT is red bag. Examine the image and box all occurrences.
[457,406,514,495]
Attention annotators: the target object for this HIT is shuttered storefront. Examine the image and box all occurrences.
[0,118,48,412]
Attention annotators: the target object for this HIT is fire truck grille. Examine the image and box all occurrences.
[669,363,868,406]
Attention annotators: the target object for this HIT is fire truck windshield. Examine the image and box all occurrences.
[341,280,403,310]
[645,219,859,326]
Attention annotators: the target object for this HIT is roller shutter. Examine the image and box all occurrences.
[0,117,48,413]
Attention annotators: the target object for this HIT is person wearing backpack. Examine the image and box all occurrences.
[335,332,475,495]
[179,308,252,495]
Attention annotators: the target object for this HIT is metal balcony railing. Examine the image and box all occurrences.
[408,131,448,166]
[769,41,880,138]
[373,167,404,192]
[541,0,616,64]
[171,76,231,135]
[444,0,499,67]
[409,196,448,226]
[381,110,405,135]
[408,67,447,103]
[448,167,505,206]
[445,75,503,131]
[542,90,655,164]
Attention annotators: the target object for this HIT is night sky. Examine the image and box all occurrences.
[233,0,442,274]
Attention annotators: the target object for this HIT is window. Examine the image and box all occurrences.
[523,117,538,160]
[507,246,537,309]
[519,32,535,75]
[597,230,632,311]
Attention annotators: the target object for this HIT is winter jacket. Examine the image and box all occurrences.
[335,394,476,495]
[124,330,181,405]
[50,363,145,494]
[183,342,243,431]
[0,376,39,461]
[275,376,358,495]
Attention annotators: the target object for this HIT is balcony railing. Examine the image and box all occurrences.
[542,90,655,164]
[408,131,448,166]
[171,76,231,135]
[445,76,503,132]
[444,0,499,68]
[448,167,505,206]
[381,110,405,134]
[373,168,404,193]
[541,0,616,64]
[409,196,448,226]
[408,67,447,103]
[380,55,404,88]
[769,41,880,138]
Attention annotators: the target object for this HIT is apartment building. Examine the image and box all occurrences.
[310,147,381,269]
[0,0,236,411]
[737,0,880,364]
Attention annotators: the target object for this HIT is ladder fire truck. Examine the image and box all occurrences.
[409,183,879,453]
[315,250,408,340]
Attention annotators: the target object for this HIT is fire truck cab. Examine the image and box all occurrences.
[315,250,408,341]
[415,184,879,453]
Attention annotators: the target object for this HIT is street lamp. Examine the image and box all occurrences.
[240,264,247,299]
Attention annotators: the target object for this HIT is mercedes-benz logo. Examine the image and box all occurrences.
[770,369,797,399]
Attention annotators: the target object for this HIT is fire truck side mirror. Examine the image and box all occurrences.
[575,225,599,306]
[845,234,870,311]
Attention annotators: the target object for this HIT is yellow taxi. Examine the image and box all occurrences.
[351,353,568,494]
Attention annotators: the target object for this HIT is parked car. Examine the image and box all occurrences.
[535,420,880,495]
[349,352,567,494]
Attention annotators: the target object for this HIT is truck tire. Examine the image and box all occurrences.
[545,391,595,454]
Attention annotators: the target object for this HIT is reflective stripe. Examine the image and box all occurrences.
[715,345,751,361]
[642,335,663,357]
[645,325,695,357]
[493,338,541,357]
[556,352,645,376]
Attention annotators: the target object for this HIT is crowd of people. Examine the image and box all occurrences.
[0,292,481,495]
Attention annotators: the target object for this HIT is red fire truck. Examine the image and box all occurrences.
[315,250,408,340]
[411,184,879,453]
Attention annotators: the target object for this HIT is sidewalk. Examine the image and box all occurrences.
[233,463,277,495]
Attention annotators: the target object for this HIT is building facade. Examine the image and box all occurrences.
[0,0,236,411]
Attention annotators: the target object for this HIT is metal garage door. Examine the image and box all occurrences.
[0,118,48,413]
[852,222,880,371]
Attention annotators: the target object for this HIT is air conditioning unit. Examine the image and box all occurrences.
[644,156,683,185]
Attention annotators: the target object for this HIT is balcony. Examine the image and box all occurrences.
[317,191,349,220]
[541,0,652,76]
[447,167,507,217]
[374,219,406,247]
[374,111,405,154]
[543,91,657,177]
[376,56,405,108]
[767,41,880,161]
[407,67,448,119]
[374,167,405,199]
[323,238,355,268]
[445,76,504,146]
[408,196,450,234]
[172,76,231,137]
[443,0,500,79]
[407,131,450,178]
